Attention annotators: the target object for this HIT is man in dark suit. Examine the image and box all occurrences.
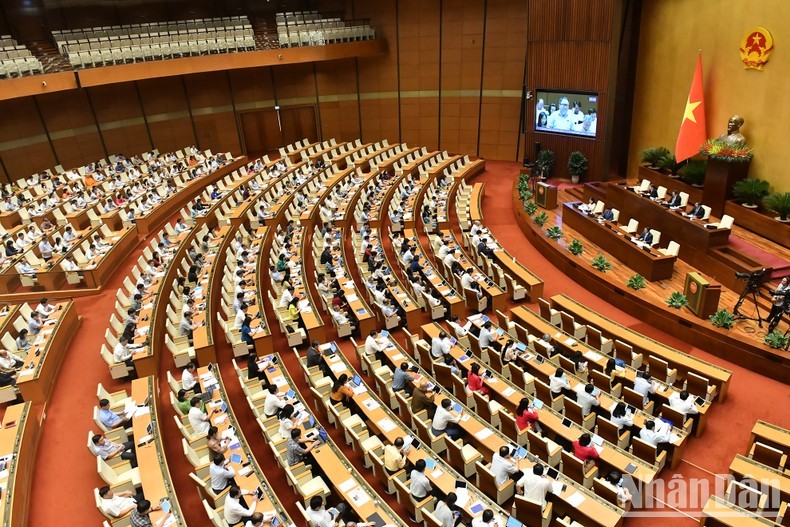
[648,185,659,199]
[602,208,615,221]
[477,238,495,258]
[667,191,682,208]
[638,227,654,245]
[688,202,705,219]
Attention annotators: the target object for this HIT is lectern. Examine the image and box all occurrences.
[535,182,558,210]
[684,272,721,318]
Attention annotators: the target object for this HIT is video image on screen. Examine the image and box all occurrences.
[535,90,598,138]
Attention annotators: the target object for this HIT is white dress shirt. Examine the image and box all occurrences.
[188,406,210,436]
[223,495,256,524]
[549,375,570,394]
[409,469,432,499]
[102,495,137,518]
[432,406,460,431]
[182,369,197,390]
[431,337,451,358]
[517,472,552,507]
[491,453,517,486]
[668,393,699,415]
[210,462,235,490]
[365,335,386,355]
[263,392,286,417]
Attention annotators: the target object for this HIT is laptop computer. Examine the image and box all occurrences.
[516,342,527,352]
[506,517,524,527]
[350,374,362,388]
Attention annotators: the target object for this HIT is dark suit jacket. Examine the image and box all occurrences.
[690,205,705,218]
[639,231,654,245]
[649,188,659,198]
[602,210,614,221]
[669,195,682,207]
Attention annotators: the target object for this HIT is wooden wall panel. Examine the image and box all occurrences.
[567,0,614,41]
[88,83,152,156]
[99,125,152,158]
[1,144,57,182]
[440,0,484,154]
[478,0,528,160]
[528,0,567,42]
[184,72,241,153]
[36,90,106,168]
[137,74,196,152]
[355,0,399,145]
[528,42,610,91]
[315,59,361,142]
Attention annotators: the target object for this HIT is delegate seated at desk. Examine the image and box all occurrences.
[601,208,615,221]
[686,202,706,219]
[636,227,654,246]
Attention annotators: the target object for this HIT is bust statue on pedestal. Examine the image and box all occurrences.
[718,115,747,145]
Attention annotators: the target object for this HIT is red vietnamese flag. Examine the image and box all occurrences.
[675,55,707,162]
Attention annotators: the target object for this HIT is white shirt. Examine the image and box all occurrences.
[575,388,599,416]
[460,273,474,290]
[223,495,256,524]
[113,342,133,362]
[35,302,56,316]
[611,412,634,430]
[209,462,235,490]
[639,426,671,447]
[182,369,197,390]
[549,375,570,394]
[448,320,469,338]
[633,377,655,403]
[491,453,517,486]
[432,406,459,431]
[264,392,286,416]
[306,508,336,527]
[471,518,497,527]
[437,245,451,259]
[431,337,451,358]
[279,289,293,308]
[517,472,552,507]
[365,335,386,356]
[102,495,137,518]
[409,469,432,498]
[188,406,210,436]
[234,310,246,330]
[668,393,698,415]
[442,253,458,267]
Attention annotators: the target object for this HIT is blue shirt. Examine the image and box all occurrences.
[99,408,120,428]
[241,324,253,345]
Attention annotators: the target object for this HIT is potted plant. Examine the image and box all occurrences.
[640,147,671,169]
[590,253,612,273]
[533,212,549,227]
[764,330,789,349]
[546,226,562,240]
[665,291,689,309]
[764,192,790,222]
[568,239,584,256]
[732,179,770,208]
[535,150,556,179]
[524,200,538,216]
[626,274,646,290]
[709,309,735,329]
[657,153,680,177]
[678,160,707,187]
[567,151,588,184]
[517,174,533,202]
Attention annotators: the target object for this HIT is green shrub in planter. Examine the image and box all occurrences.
[732,179,770,207]
[568,239,584,256]
[533,212,549,227]
[764,330,789,349]
[665,291,689,309]
[640,146,671,168]
[679,160,707,186]
[591,253,612,273]
[524,200,538,216]
[709,309,735,329]
[545,226,562,240]
[626,274,646,290]
[764,192,790,221]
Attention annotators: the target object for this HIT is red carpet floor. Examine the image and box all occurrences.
[18,159,790,527]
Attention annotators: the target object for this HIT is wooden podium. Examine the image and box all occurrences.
[684,272,721,318]
[535,182,558,210]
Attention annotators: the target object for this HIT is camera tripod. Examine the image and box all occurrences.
[733,279,765,327]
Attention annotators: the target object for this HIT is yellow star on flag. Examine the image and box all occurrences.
[682,97,701,123]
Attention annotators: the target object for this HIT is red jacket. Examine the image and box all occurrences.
[516,408,540,431]
[467,372,489,395]
[573,441,600,462]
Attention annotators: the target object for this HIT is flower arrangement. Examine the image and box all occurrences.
[700,139,753,163]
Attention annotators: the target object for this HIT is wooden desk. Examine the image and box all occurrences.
[550,294,733,402]
[289,226,326,342]
[434,229,507,313]
[419,323,658,486]
[0,304,21,335]
[318,345,511,524]
[402,229,465,318]
[729,454,790,504]
[191,226,230,366]
[0,403,41,527]
[510,305,707,440]
[750,421,790,470]
[701,495,779,527]
[16,300,79,404]
[608,183,731,250]
[561,202,676,281]
[256,354,403,525]
[246,226,273,356]
[135,157,246,235]
[195,366,295,524]
[298,165,355,229]
[130,376,185,526]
